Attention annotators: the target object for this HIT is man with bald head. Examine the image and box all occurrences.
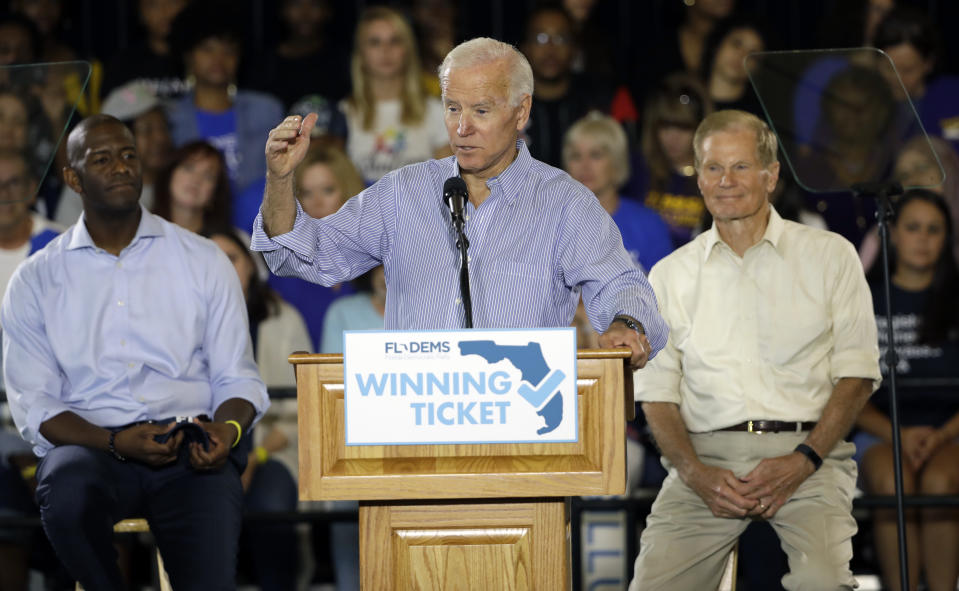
[253,37,666,368]
[1,114,269,589]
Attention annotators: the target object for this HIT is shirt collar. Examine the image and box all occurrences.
[449,140,531,206]
[703,204,785,261]
[66,205,166,252]
[492,140,533,205]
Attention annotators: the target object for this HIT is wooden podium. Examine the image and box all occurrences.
[290,349,634,590]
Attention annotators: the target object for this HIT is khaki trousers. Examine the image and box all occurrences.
[629,431,858,591]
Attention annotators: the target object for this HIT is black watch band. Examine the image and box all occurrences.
[794,443,822,471]
[108,430,127,462]
[613,315,642,336]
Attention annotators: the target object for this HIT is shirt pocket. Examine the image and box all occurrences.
[484,259,552,327]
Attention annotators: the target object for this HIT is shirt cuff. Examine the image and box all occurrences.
[830,350,883,391]
[250,201,316,263]
[633,363,682,403]
[617,306,669,359]
[25,401,71,456]
[633,382,682,404]
[212,382,271,428]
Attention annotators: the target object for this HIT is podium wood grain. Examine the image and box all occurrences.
[360,499,567,590]
[291,349,630,590]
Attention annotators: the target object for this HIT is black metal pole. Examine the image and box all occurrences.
[856,181,908,591]
[878,193,909,591]
[455,229,473,328]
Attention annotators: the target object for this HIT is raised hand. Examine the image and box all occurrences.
[265,113,318,178]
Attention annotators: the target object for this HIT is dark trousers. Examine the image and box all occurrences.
[35,444,244,591]
[242,458,298,591]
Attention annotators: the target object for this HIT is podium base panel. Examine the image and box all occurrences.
[359,498,570,590]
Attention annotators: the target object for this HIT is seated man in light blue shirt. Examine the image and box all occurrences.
[252,37,667,368]
[1,114,270,590]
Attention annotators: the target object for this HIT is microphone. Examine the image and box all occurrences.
[443,176,468,231]
[442,176,473,328]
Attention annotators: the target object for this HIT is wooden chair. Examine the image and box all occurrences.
[76,518,172,591]
[718,542,739,591]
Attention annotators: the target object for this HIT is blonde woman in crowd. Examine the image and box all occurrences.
[340,5,451,185]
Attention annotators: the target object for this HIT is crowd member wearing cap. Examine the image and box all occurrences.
[629,110,880,591]
[55,81,173,226]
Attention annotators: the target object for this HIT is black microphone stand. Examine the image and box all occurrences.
[852,180,907,591]
[449,202,474,329]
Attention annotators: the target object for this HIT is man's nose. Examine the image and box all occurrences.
[112,157,134,176]
[457,114,473,136]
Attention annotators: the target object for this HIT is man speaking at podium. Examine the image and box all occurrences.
[251,37,667,368]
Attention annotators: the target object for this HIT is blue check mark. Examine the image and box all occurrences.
[517,369,566,409]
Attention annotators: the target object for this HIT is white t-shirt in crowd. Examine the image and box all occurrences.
[341,97,448,184]
[0,214,61,298]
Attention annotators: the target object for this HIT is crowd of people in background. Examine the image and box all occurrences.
[0,0,958,590]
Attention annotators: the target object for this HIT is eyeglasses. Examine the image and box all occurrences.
[532,32,571,46]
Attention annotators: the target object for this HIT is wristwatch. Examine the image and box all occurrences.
[613,315,643,337]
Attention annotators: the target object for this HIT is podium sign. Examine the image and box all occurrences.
[343,328,577,445]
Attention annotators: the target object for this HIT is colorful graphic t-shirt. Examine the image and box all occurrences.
[341,98,448,185]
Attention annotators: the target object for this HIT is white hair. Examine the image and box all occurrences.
[438,37,534,107]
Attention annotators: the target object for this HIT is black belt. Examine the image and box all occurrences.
[111,415,212,431]
[718,420,817,434]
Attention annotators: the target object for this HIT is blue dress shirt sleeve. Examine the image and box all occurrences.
[557,193,669,357]
[251,180,392,286]
[202,246,272,419]
[2,264,71,451]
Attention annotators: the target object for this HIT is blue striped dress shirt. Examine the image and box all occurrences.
[1,208,269,456]
[251,141,667,354]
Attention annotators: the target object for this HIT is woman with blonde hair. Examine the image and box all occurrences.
[340,5,450,184]
[564,112,673,273]
[268,144,367,351]
[294,143,366,219]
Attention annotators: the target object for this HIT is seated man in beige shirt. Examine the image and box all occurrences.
[629,110,881,591]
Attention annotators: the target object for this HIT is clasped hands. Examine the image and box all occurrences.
[901,425,947,471]
[684,451,816,520]
[111,419,237,470]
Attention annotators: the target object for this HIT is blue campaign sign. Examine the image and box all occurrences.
[343,328,578,445]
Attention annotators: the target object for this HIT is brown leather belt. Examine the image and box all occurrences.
[718,420,817,434]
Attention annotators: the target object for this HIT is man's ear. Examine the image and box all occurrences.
[514,93,532,132]
[62,166,83,196]
[765,161,781,193]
